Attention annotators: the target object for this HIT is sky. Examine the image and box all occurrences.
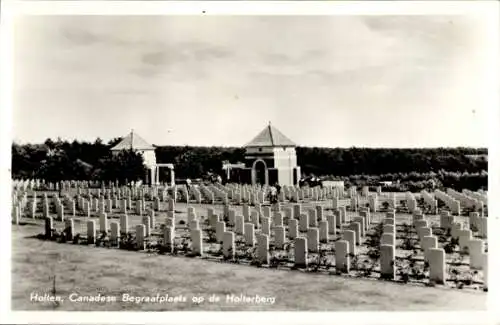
[11,15,490,148]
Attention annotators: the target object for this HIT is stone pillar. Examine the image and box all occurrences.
[294,237,308,268]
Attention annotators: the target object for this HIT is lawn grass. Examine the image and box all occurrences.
[11,223,486,311]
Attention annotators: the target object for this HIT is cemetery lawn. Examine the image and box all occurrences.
[12,224,486,311]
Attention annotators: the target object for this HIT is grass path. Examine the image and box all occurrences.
[11,224,486,311]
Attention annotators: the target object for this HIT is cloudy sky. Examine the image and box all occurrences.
[12,15,489,148]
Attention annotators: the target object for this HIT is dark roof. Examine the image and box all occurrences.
[110,130,155,151]
[244,123,296,148]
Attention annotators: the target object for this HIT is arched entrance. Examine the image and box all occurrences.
[252,159,268,186]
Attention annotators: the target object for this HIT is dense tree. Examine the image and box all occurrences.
[94,150,147,184]
[10,139,487,190]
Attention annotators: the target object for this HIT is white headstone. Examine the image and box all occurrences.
[256,233,269,264]
[294,237,307,268]
[335,240,350,273]
[223,231,235,260]
[428,248,446,284]
[244,223,255,246]
[380,244,395,280]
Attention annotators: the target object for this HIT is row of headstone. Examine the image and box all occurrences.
[38,198,487,288]
[415,212,487,285]
[420,190,438,213]
[462,189,487,207]
[447,188,484,212]
[434,190,461,215]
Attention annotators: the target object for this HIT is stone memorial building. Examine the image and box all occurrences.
[110,130,174,185]
[225,123,301,186]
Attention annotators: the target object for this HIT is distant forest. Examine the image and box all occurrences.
[11,138,488,191]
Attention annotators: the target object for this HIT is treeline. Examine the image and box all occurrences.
[296,147,487,176]
[12,138,146,183]
[11,138,487,190]
[325,171,487,192]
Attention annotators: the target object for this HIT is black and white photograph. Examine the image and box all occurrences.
[1,1,498,322]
